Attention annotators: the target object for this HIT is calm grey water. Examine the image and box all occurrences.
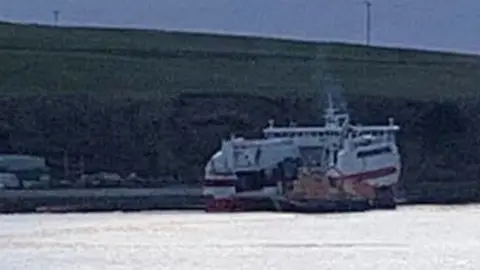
[1,205,479,270]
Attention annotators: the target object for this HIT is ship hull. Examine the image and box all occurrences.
[204,186,396,213]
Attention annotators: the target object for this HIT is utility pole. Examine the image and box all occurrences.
[364,1,372,45]
[53,10,60,26]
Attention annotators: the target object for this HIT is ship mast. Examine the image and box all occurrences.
[323,90,349,129]
[323,85,351,167]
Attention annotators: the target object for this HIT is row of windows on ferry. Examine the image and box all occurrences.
[265,130,395,138]
[302,146,393,165]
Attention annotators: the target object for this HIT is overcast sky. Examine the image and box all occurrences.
[0,0,478,54]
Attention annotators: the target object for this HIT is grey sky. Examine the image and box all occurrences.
[1,0,479,54]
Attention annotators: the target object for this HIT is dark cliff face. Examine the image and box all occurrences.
[0,93,478,185]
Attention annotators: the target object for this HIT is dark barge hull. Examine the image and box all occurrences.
[275,198,374,213]
[204,196,395,213]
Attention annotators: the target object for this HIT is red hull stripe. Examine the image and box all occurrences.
[208,172,235,176]
[204,179,237,187]
[329,166,397,181]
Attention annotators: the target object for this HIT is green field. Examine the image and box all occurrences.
[1,21,479,100]
[0,21,479,186]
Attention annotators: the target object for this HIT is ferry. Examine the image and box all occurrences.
[203,92,401,212]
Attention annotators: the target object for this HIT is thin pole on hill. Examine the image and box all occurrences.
[364,1,372,45]
[53,10,60,26]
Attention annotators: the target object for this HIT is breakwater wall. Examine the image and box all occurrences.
[0,187,204,213]
[1,182,479,214]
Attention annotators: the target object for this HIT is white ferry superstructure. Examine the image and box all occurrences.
[202,93,401,212]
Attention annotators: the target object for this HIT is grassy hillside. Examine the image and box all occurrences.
[0,22,479,187]
[0,22,479,100]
